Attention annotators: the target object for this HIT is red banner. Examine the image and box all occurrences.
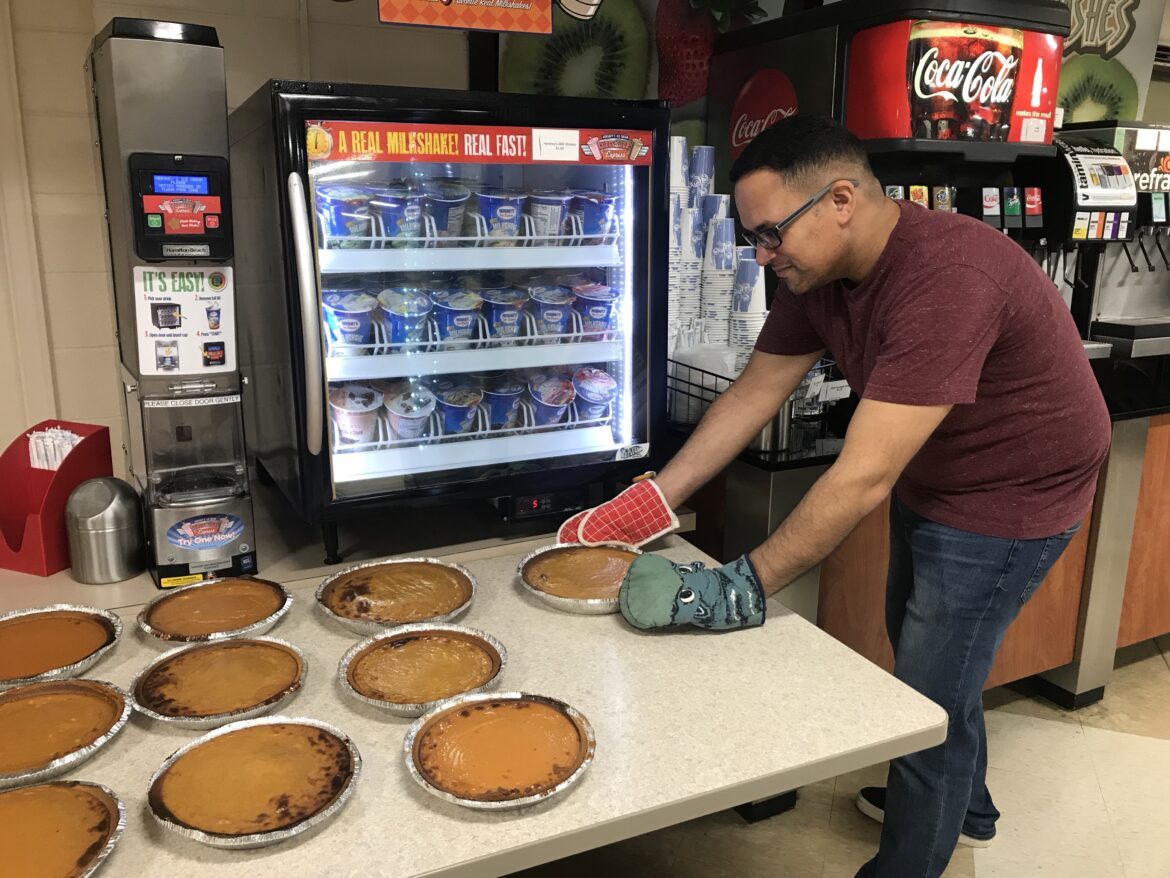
[378,0,550,35]
[305,121,654,166]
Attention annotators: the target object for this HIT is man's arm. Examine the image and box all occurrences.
[748,398,951,595]
[655,349,824,508]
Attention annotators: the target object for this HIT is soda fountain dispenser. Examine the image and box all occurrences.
[90,18,257,587]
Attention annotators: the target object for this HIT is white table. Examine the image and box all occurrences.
[18,537,946,877]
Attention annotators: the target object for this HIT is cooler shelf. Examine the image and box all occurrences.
[331,424,620,483]
[317,243,621,274]
[326,338,623,381]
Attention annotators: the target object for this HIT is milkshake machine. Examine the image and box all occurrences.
[89,18,257,587]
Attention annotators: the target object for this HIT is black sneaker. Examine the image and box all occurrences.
[854,787,994,848]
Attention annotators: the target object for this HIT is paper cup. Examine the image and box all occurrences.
[570,191,618,244]
[369,185,423,248]
[688,146,715,208]
[322,290,379,356]
[530,287,576,341]
[422,180,471,245]
[377,288,432,349]
[482,377,527,430]
[476,189,527,246]
[571,284,617,336]
[433,383,483,435]
[385,387,436,440]
[316,186,371,248]
[430,289,483,348]
[481,288,529,345]
[669,135,690,190]
[572,367,617,421]
[329,384,383,444]
[525,190,573,244]
[529,377,576,426]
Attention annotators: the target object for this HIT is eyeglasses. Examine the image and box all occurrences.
[741,178,860,251]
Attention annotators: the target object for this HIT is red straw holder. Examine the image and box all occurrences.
[0,420,113,576]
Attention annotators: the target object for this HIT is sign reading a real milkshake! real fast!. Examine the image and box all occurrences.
[378,0,551,33]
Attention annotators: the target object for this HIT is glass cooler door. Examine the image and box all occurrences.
[303,120,654,499]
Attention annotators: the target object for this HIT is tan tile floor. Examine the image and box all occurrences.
[514,637,1170,878]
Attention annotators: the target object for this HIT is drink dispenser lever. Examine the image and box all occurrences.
[1121,242,1140,273]
[1154,229,1170,271]
[1137,231,1157,272]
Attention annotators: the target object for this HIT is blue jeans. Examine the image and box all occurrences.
[856,495,1079,878]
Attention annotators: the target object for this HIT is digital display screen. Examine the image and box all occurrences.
[153,174,209,195]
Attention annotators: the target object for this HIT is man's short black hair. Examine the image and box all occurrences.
[729,115,872,188]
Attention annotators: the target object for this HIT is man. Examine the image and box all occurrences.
[558,115,1110,877]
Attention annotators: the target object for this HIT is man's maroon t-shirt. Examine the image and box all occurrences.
[755,200,1109,539]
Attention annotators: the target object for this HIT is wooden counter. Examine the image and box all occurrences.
[818,497,1093,689]
[1117,414,1170,648]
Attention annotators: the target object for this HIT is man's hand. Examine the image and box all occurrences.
[619,554,766,631]
[557,479,678,547]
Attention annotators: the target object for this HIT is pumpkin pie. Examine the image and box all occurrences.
[0,782,120,878]
[522,546,639,601]
[347,630,499,706]
[149,722,355,837]
[320,562,473,625]
[136,640,304,719]
[414,697,589,802]
[0,680,125,776]
[0,610,115,683]
[143,578,286,640]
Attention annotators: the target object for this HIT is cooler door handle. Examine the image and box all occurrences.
[287,171,324,457]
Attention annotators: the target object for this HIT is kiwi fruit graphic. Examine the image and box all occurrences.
[500,0,650,99]
[1058,55,1139,123]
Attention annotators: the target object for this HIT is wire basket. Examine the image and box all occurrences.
[666,357,838,429]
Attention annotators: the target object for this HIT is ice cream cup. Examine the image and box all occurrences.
[377,287,433,349]
[528,376,576,426]
[368,185,423,248]
[572,367,618,421]
[525,189,573,244]
[422,180,471,246]
[322,290,379,356]
[476,188,527,246]
[329,383,383,444]
[570,191,618,244]
[530,287,576,341]
[316,185,372,249]
[480,288,529,345]
[385,387,436,440]
[430,289,483,348]
[482,377,527,430]
[205,306,221,330]
[432,383,484,435]
[570,284,618,336]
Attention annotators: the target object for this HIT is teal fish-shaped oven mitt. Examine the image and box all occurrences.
[618,554,766,631]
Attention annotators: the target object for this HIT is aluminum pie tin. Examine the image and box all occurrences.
[315,557,477,636]
[136,576,293,644]
[146,715,362,849]
[338,623,507,717]
[128,637,308,730]
[0,781,127,878]
[0,679,131,791]
[404,691,596,811]
[0,604,122,689]
[516,542,642,615]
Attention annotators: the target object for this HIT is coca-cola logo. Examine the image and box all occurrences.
[913,47,1019,106]
[729,69,799,159]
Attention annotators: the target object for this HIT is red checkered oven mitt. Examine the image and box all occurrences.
[556,479,679,547]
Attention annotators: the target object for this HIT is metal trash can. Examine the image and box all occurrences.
[66,478,145,584]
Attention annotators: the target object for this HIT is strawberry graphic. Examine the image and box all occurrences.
[655,0,765,108]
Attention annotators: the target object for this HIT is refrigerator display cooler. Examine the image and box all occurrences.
[229,83,669,557]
